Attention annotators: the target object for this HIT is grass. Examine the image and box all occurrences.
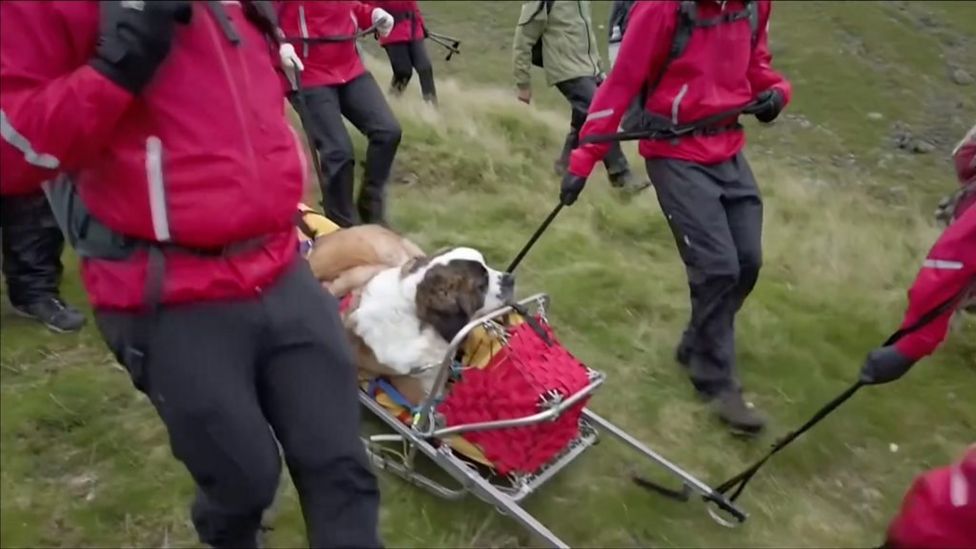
[2,1,975,547]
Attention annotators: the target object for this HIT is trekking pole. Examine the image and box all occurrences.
[670,284,975,527]
[506,202,564,274]
[426,31,461,61]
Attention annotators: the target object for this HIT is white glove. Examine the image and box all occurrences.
[279,42,304,72]
[372,8,394,38]
[607,42,621,68]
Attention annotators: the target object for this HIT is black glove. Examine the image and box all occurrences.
[90,1,193,94]
[859,345,917,385]
[560,173,587,206]
[743,89,784,124]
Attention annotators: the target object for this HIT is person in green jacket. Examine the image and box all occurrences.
[512,0,641,190]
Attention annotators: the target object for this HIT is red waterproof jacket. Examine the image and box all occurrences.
[952,125,976,216]
[569,0,792,176]
[276,1,377,88]
[893,204,975,360]
[372,1,426,46]
[0,1,307,311]
[885,446,976,549]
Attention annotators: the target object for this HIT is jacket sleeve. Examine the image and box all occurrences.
[512,2,547,90]
[569,1,676,178]
[893,207,976,360]
[0,1,133,196]
[953,124,976,185]
[747,1,792,105]
[353,1,377,31]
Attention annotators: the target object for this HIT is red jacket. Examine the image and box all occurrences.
[893,204,975,360]
[276,1,376,88]
[885,447,976,549]
[952,125,976,216]
[372,1,426,46]
[569,0,792,176]
[0,1,307,311]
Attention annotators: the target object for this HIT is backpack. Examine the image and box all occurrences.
[631,0,761,134]
[519,0,554,68]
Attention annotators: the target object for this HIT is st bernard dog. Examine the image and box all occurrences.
[345,247,515,403]
[306,225,515,404]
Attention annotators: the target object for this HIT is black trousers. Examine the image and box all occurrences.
[646,153,763,397]
[383,39,437,102]
[291,72,402,228]
[94,258,381,548]
[0,193,65,306]
[554,76,629,176]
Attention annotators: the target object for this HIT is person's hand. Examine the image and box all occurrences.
[560,173,587,206]
[372,8,395,38]
[743,89,784,124]
[517,86,532,104]
[279,42,304,73]
[859,345,917,385]
[90,0,192,94]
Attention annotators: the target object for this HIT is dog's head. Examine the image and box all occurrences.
[404,247,515,343]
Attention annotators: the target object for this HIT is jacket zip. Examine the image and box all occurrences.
[671,83,689,125]
[576,1,599,77]
[204,10,260,187]
[298,4,310,57]
[145,136,171,242]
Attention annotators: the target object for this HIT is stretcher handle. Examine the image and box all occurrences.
[284,25,378,44]
[506,202,563,274]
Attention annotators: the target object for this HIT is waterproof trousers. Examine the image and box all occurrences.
[646,153,763,397]
[291,72,402,228]
[0,193,65,306]
[94,258,382,548]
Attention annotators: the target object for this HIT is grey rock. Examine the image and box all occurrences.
[911,139,936,154]
[867,112,884,121]
[951,68,974,85]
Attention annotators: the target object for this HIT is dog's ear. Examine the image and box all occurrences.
[455,291,482,319]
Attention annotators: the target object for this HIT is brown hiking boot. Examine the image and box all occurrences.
[710,389,766,435]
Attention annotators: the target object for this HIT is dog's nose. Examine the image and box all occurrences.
[500,273,515,289]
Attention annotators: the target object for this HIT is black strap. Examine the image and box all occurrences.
[711,283,974,503]
[580,101,756,145]
[206,1,243,45]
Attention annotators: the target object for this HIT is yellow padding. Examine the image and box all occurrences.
[297,203,341,244]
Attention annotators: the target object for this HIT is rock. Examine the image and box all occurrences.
[867,112,884,121]
[912,139,936,154]
[951,68,974,85]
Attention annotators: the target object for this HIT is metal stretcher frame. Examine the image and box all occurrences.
[358,293,747,548]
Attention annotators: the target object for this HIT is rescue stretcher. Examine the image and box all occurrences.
[356,292,748,548]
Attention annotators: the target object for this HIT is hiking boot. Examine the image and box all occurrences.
[357,191,389,228]
[11,296,86,333]
[710,389,766,435]
[609,169,651,192]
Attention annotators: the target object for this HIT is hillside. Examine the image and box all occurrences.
[1,1,974,548]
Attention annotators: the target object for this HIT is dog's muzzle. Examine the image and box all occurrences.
[500,273,516,300]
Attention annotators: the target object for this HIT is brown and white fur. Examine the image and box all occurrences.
[344,247,515,404]
[306,224,426,297]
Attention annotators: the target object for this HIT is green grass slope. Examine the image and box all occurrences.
[2,1,974,547]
